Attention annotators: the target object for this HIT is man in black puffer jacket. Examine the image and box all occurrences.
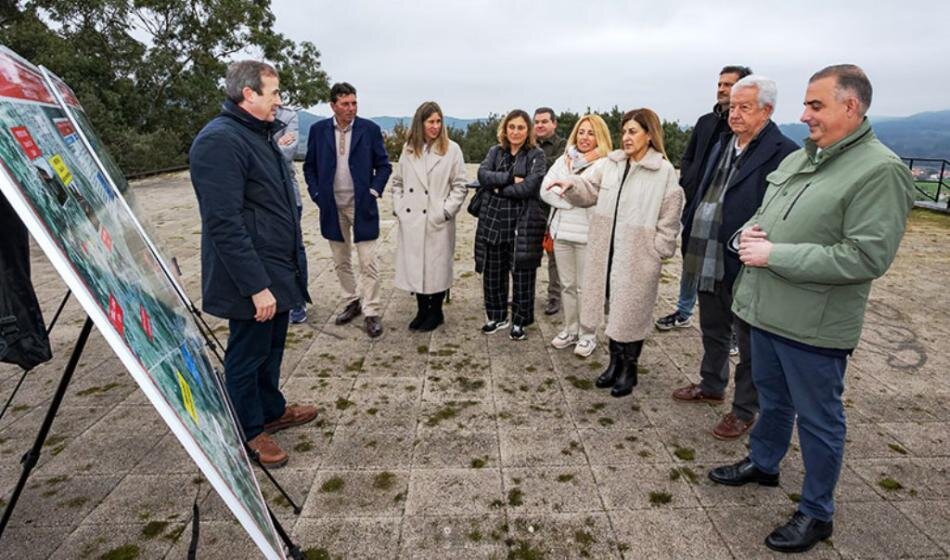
[655,65,753,332]
[190,60,316,468]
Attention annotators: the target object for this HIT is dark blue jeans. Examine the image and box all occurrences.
[224,312,289,440]
[748,327,848,521]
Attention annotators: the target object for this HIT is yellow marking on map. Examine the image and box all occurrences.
[176,371,199,424]
[48,154,74,186]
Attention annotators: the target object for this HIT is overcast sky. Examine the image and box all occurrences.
[271,0,949,125]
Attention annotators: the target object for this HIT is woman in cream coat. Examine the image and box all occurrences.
[539,114,612,358]
[549,108,683,397]
[391,101,468,331]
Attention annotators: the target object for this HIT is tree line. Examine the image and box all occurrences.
[384,108,693,168]
[1,1,692,175]
[1,0,330,175]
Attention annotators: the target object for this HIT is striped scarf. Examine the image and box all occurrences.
[683,138,740,293]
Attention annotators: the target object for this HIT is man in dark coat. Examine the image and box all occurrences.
[190,60,317,468]
[533,107,566,316]
[303,82,392,338]
[671,75,798,441]
[655,65,752,332]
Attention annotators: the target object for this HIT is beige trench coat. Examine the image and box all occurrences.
[563,148,684,342]
[391,140,468,294]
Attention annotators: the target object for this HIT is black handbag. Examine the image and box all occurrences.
[466,186,484,217]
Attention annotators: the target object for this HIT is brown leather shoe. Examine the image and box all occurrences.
[712,412,755,440]
[672,383,725,404]
[247,432,288,468]
[365,315,383,338]
[335,300,361,325]
[263,404,318,434]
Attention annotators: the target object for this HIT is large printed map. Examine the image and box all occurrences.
[0,46,284,559]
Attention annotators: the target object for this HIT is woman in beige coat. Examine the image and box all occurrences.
[549,108,683,397]
[391,101,468,331]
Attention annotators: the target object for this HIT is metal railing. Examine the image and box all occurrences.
[901,157,949,211]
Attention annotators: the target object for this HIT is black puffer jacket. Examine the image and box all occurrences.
[473,145,546,272]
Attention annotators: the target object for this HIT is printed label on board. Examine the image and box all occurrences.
[10,126,41,159]
[48,154,73,185]
[139,305,153,341]
[107,293,124,335]
[177,371,199,424]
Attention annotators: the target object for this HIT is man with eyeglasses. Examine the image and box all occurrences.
[672,75,797,442]
[303,82,392,338]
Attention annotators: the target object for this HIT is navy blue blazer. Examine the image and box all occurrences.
[681,120,798,292]
[189,100,310,320]
[302,116,392,242]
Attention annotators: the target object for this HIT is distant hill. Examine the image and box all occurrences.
[294,109,950,163]
[778,110,950,161]
[294,111,481,156]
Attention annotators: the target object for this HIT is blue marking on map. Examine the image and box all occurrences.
[181,343,203,388]
[95,171,116,201]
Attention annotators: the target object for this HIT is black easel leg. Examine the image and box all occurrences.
[268,506,304,560]
[0,315,93,539]
[207,366,302,514]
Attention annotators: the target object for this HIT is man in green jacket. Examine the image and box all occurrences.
[708,64,915,553]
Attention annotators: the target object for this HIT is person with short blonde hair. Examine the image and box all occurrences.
[391,101,468,331]
[540,114,612,357]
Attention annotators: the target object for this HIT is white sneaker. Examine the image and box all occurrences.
[551,331,578,349]
[574,338,596,357]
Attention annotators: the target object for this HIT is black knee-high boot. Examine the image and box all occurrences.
[418,292,445,332]
[409,293,429,330]
[596,338,624,388]
[611,340,643,397]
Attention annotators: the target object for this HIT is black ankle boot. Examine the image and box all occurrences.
[409,293,429,330]
[595,338,624,388]
[611,340,643,397]
[418,292,445,332]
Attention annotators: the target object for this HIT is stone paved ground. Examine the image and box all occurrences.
[1,164,949,559]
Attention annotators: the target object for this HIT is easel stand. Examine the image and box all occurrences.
[0,313,305,560]
[0,315,93,536]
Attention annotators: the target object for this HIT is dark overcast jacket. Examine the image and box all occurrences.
[189,99,309,320]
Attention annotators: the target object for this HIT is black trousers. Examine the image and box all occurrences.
[224,311,289,440]
[697,286,757,421]
[482,241,537,326]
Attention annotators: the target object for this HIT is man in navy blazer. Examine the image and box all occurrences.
[303,82,392,337]
[672,75,798,440]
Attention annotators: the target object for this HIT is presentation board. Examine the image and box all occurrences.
[0,45,284,559]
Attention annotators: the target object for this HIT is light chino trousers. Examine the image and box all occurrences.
[328,205,382,317]
[553,238,594,340]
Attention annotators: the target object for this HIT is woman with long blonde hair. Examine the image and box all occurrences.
[390,101,468,331]
[539,114,612,357]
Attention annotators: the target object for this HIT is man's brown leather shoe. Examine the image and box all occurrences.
[672,383,725,404]
[335,300,361,325]
[247,433,288,468]
[712,412,755,440]
[365,315,383,338]
[263,404,318,434]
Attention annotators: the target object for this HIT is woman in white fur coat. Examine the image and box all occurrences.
[548,108,684,397]
[539,114,612,358]
[391,101,468,331]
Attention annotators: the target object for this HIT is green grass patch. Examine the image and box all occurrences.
[507,487,524,506]
[141,521,168,539]
[319,477,345,493]
[99,544,140,560]
[372,472,396,491]
[673,446,695,461]
[878,477,903,491]
[564,375,593,390]
[648,491,672,506]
